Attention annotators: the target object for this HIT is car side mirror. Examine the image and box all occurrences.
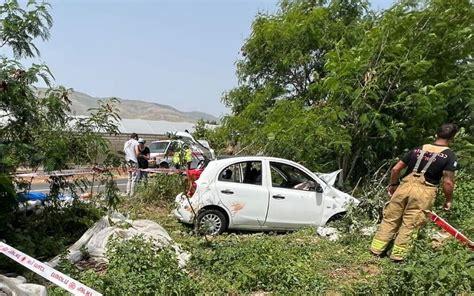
[315,184,324,193]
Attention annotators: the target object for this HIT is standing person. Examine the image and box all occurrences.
[370,123,459,261]
[124,133,140,196]
[137,138,150,183]
[172,142,192,169]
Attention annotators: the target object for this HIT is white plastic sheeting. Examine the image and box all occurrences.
[0,275,47,296]
[316,227,341,241]
[49,212,190,269]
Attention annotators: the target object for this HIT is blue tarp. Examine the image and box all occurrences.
[17,192,67,202]
[18,192,48,201]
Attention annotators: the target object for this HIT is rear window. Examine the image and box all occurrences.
[149,142,169,153]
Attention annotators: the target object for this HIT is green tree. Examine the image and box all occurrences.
[218,0,473,182]
[0,1,121,237]
[193,119,209,140]
[322,0,473,180]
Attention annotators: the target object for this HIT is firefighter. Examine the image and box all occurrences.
[370,123,459,261]
[172,142,193,169]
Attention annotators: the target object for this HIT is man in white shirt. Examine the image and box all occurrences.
[124,133,140,196]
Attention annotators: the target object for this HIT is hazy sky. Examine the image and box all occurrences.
[13,0,393,117]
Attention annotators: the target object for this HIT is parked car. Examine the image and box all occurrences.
[148,132,215,168]
[148,140,172,168]
[174,156,359,235]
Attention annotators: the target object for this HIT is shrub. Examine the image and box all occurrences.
[0,202,102,273]
[381,231,473,295]
[49,236,198,296]
[433,171,474,232]
[101,236,198,295]
[190,233,328,294]
[135,174,186,205]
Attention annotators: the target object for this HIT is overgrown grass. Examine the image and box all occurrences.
[133,173,473,295]
[134,173,186,205]
[36,173,474,295]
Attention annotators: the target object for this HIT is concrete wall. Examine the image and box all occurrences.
[104,133,168,155]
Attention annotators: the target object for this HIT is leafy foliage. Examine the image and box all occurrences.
[435,171,474,231]
[190,232,330,294]
[0,202,103,273]
[49,236,199,296]
[0,0,52,58]
[0,0,122,232]
[380,234,473,295]
[212,0,473,183]
[134,173,186,205]
[102,237,198,295]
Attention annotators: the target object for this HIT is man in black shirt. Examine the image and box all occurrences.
[137,138,150,183]
[371,123,459,261]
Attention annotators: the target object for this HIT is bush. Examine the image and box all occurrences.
[102,236,198,295]
[433,171,474,232]
[330,168,390,236]
[49,236,198,296]
[135,174,186,205]
[190,232,329,294]
[342,170,474,295]
[0,201,102,273]
[381,231,473,295]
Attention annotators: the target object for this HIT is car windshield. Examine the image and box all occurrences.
[149,142,169,153]
[270,162,317,191]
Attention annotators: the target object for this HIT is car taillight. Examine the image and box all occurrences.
[187,181,197,197]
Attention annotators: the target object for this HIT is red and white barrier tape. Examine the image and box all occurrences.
[0,242,102,296]
[14,167,185,178]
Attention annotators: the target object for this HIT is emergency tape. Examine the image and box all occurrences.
[424,211,474,250]
[0,242,102,296]
[14,167,185,178]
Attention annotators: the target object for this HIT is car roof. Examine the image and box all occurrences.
[211,156,305,167]
[151,140,171,143]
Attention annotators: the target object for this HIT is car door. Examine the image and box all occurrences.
[215,160,269,228]
[264,161,323,229]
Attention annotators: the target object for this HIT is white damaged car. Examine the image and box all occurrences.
[174,156,359,235]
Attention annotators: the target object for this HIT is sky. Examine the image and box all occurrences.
[10,0,393,117]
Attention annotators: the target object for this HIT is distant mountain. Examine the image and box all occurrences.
[37,88,218,123]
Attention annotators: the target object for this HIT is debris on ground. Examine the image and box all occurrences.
[17,192,75,212]
[429,229,452,248]
[360,226,377,236]
[0,275,47,296]
[48,212,190,269]
[316,226,340,241]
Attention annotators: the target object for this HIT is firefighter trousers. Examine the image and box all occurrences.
[370,173,437,260]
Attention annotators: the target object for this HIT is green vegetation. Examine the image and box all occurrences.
[0,0,120,275]
[45,178,472,295]
[49,237,199,296]
[0,202,104,273]
[0,0,121,251]
[209,0,473,184]
[134,174,186,205]
[1,0,473,295]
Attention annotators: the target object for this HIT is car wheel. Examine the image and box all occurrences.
[159,162,169,169]
[196,209,228,235]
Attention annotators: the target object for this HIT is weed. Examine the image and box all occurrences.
[134,173,186,206]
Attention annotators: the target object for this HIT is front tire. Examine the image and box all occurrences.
[196,209,228,235]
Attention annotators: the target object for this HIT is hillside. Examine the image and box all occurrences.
[37,88,218,123]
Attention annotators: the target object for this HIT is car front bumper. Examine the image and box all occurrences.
[174,193,195,224]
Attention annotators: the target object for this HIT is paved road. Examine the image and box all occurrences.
[29,177,129,194]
